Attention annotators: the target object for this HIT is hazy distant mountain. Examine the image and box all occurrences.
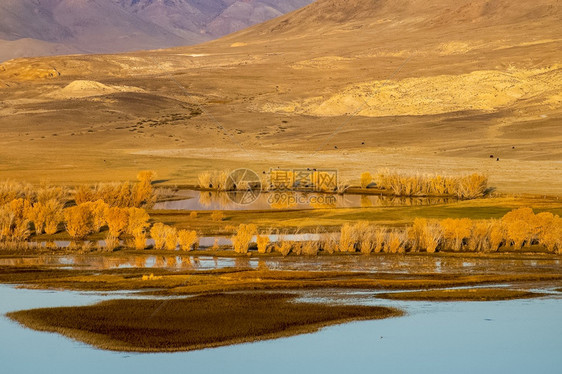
[0,0,313,61]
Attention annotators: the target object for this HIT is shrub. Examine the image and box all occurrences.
[387,230,406,253]
[535,212,562,252]
[440,218,472,251]
[29,202,47,235]
[232,224,257,254]
[467,221,490,252]
[64,204,93,240]
[133,170,156,208]
[189,211,198,219]
[302,240,320,256]
[274,239,292,256]
[87,200,108,233]
[178,230,198,252]
[210,211,225,221]
[198,172,213,189]
[127,207,150,236]
[357,223,376,254]
[256,235,270,254]
[164,226,178,250]
[150,223,167,250]
[0,206,15,240]
[44,199,64,235]
[320,232,338,254]
[373,228,386,253]
[105,235,120,252]
[73,173,155,208]
[74,185,94,205]
[413,218,442,253]
[0,180,35,205]
[457,174,488,199]
[488,219,506,252]
[211,238,220,251]
[131,228,147,250]
[104,207,129,238]
[502,207,536,248]
[339,223,356,252]
[360,172,373,189]
[36,184,68,205]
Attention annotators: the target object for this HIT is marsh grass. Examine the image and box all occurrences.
[7,293,401,352]
[376,288,544,301]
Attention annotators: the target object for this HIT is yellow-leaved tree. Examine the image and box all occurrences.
[133,171,156,208]
[440,218,472,251]
[178,230,198,252]
[232,224,257,253]
[360,172,373,189]
[150,223,167,250]
[104,207,129,238]
[64,204,94,240]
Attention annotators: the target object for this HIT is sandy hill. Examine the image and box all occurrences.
[0,0,313,62]
[0,0,560,194]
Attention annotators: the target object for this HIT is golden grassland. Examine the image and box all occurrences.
[7,293,402,352]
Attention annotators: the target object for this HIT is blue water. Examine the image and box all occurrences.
[1,285,561,374]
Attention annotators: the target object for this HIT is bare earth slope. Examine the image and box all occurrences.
[0,0,560,194]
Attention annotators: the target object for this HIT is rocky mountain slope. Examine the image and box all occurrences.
[0,0,313,61]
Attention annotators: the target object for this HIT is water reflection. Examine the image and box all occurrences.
[153,190,455,211]
[1,285,562,374]
[1,254,560,275]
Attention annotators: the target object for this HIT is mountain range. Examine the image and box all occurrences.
[0,0,313,61]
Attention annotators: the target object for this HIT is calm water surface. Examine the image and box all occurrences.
[1,284,561,374]
[154,190,455,211]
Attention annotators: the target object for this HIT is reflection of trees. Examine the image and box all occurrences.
[234,257,250,269]
[155,256,165,268]
[198,191,213,207]
[257,259,269,271]
[134,256,146,268]
[198,191,233,209]
[179,256,193,268]
[166,256,177,268]
[376,195,453,207]
[360,195,373,208]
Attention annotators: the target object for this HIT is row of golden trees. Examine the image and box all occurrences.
[197,169,488,199]
[342,208,561,254]
[229,208,562,256]
[361,170,488,199]
[0,172,157,247]
[74,171,156,208]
